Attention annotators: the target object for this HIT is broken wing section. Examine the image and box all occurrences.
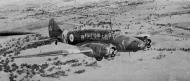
[0,31,35,36]
[12,47,93,58]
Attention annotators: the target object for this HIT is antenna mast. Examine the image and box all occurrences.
[109,9,113,39]
[110,14,112,31]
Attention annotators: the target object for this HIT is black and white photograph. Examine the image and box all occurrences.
[0,0,190,81]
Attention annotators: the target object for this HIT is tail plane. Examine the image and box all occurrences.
[48,18,63,39]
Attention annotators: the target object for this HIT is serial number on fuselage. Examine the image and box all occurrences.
[67,30,117,44]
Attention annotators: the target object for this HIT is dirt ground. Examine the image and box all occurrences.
[0,0,190,81]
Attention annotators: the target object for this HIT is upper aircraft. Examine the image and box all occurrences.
[43,18,151,60]
[48,18,151,50]
[1,18,151,61]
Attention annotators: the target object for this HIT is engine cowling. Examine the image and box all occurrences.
[80,42,117,61]
[135,36,152,49]
[113,35,147,51]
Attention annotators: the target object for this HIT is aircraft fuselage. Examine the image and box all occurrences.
[59,29,151,51]
[66,29,114,45]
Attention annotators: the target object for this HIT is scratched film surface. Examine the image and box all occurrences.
[0,0,190,81]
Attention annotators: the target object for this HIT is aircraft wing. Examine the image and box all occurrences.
[13,47,93,58]
[0,31,35,36]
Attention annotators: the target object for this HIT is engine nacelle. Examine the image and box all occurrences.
[135,36,151,48]
[80,43,117,61]
[113,35,147,51]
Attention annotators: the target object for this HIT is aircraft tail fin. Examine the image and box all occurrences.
[48,18,62,39]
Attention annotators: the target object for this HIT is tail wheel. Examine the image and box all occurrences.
[95,57,103,61]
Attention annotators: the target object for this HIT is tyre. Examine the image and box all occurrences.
[95,57,103,61]
[111,54,115,57]
[55,40,58,45]
[104,56,109,59]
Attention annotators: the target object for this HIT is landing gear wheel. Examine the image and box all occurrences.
[111,54,115,57]
[95,57,103,61]
[55,40,58,45]
[104,56,109,59]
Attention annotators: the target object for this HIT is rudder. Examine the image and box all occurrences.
[48,18,62,38]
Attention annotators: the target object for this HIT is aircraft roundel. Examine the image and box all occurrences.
[69,34,74,42]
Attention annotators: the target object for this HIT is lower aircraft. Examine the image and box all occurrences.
[3,18,152,61]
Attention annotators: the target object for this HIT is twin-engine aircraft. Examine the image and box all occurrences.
[3,18,151,61]
[41,18,151,61]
